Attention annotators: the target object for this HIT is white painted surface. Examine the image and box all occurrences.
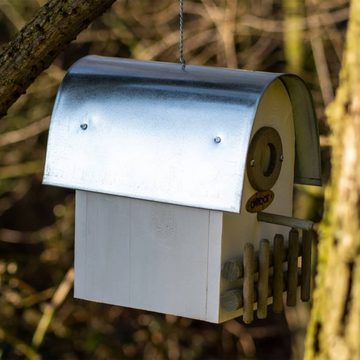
[75,191,223,322]
[74,79,296,323]
[205,211,223,322]
[129,200,209,319]
[74,191,131,305]
[219,79,295,322]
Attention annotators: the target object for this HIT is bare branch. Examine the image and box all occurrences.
[0,0,117,117]
[0,116,49,147]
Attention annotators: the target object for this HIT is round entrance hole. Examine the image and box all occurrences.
[246,127,283,191]
[262,143,277,177]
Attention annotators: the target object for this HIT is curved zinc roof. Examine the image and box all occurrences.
[43,55,321,212]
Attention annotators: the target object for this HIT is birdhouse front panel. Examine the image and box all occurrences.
[43,56,321,323]
[219,79,295,322]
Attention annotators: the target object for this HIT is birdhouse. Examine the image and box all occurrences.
[43,55,321,323]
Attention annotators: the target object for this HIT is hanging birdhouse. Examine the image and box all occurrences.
[43,55,321,323]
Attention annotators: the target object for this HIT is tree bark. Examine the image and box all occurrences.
[283,0,305,74]
[0,0,117,117]
[305,1,360,359]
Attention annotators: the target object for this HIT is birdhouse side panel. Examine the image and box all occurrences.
[74,191,223,321]
[128,200,222,321]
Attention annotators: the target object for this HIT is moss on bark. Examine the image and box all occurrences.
[305,1,360,359]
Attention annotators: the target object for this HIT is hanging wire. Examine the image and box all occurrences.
[179,0,186,70]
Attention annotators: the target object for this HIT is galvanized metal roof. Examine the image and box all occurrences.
[43,55,321,212]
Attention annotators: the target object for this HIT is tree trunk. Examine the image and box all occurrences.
[283,0,305,74]
[0,0,117,117]
[305,1,360,359]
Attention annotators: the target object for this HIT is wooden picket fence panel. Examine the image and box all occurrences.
[221,229,313,323]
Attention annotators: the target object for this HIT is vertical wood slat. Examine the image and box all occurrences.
[243,243,255,324]
[301,230,312,301]
[221,229,313,318]
[257,239,270,319]
[287,228,299,306]
[273,234,284,313]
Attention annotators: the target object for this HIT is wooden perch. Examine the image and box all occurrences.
[0,0,117,117]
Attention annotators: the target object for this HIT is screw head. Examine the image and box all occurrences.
[280,154,284,162]
[214,136,222,144]
[250,159,255,167]
[80,123,88,130]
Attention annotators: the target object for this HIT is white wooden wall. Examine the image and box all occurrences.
[219,79,295,322]
[75,191,223,322]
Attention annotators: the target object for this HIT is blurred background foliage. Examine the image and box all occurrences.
[0,0,349,359]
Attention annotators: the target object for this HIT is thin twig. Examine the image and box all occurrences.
[0,116,49,147]
[0,161,43,180]
[0,327,40,360]
[32,268,74,348]
[241,7,349,33]
[311,36,334,105]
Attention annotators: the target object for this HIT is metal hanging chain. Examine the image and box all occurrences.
[179,0,186,70]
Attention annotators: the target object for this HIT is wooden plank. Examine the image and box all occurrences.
[257,239,270,319]
[129,199,211,320]
[221,258,243,281]
[287,228,299,306]
[243,243,255,324]
[301,230,313,301]
[74,191,131,304]
[222,246,292,282]
[74,190,87,297]
[273,234,284,313]
[220,289,243,312]
[257,212,314,231]
[220,270,300,312]
[206,210,224,322]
